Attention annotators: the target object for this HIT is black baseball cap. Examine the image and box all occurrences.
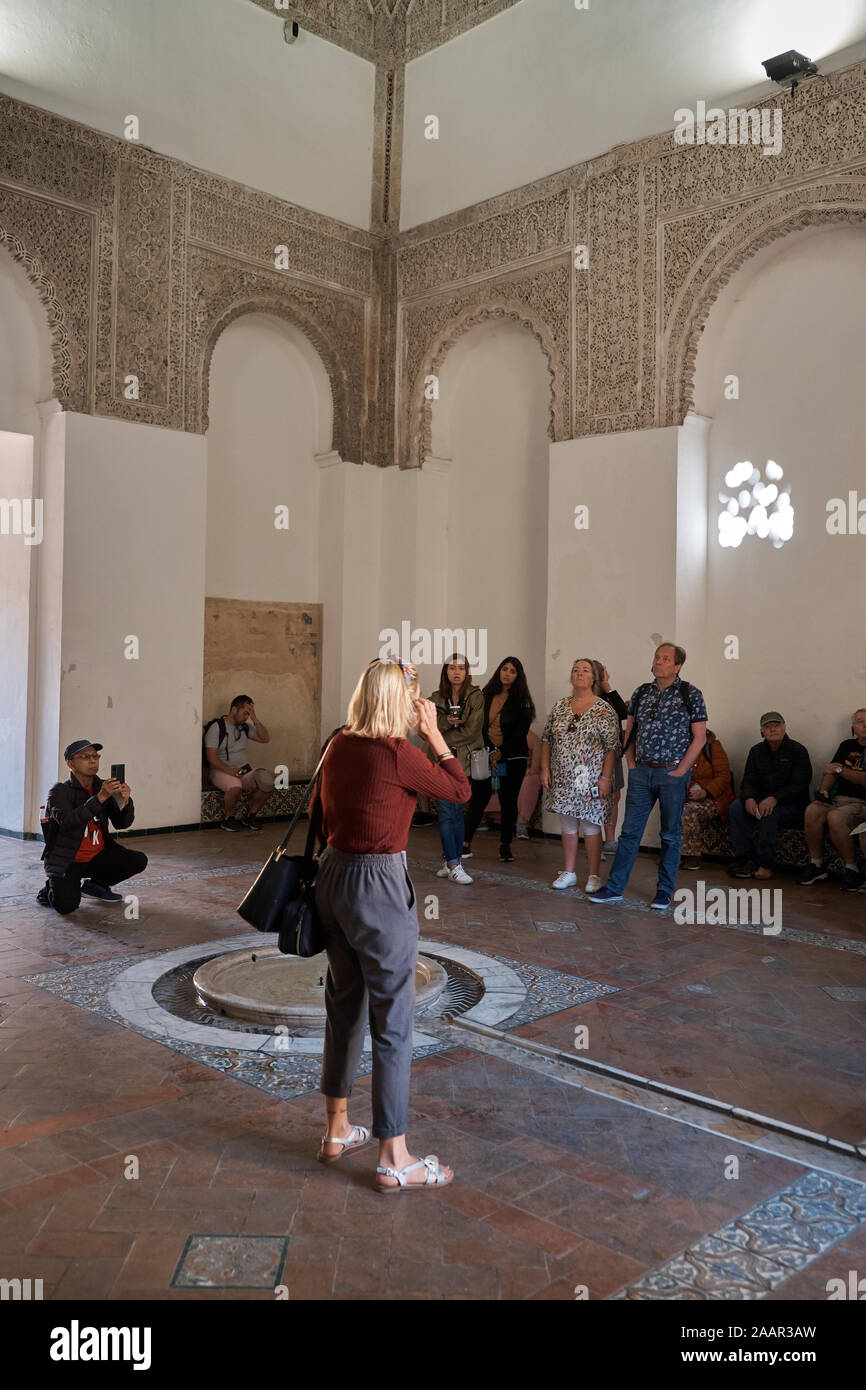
[64,739,103,760]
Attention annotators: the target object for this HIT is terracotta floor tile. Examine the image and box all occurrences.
[482,1205,580,1257]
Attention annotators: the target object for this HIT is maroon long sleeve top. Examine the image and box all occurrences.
[319,732,470,853]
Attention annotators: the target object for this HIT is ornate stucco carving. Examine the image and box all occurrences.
[401,262,571,468]
[661,180,866,425]
[244,0,525,62]
[3,60,866,460]
[185,245,365,461]
[0,93,376,446]
[0,187,93,413]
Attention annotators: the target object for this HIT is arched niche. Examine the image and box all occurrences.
[662,182,866,425]
[205,310,335,604]
[0,243,56,435]
[408,299,560,471]
[690,220,866,770]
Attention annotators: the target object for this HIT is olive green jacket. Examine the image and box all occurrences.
[429,687,485,777]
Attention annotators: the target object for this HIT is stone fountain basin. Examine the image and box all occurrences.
[192,946,447,1030]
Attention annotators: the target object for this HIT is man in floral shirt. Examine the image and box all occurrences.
[589,643,707,910]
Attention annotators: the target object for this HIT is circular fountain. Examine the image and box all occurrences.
[192,947,447,1032]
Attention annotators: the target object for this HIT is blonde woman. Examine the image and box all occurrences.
[316,658,469,1192]
[540,658,620,892]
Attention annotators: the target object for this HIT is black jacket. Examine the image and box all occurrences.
[482,692,533,761]
[42,774,136,875]
[739,735,812,810]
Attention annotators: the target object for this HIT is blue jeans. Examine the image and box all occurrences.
[437,797,465,868]
[728,799,803,868]
[606,764,690,896]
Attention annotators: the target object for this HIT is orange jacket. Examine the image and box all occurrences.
[691,737,734,820]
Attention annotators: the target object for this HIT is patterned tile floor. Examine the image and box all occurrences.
[0,827,864,1300]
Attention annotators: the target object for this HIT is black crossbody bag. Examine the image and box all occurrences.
[236,732,339,957]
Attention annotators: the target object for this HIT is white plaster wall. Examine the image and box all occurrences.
[0,244,56,832]
[546,427,682,841]
[206,313,329,604]
[0,0,375,227]
[401,0,866,227]
[318,457,384,736]
[433,318,550,701]
[0,432,35,831]
[58,414,207,829]
[27,402,66,832]
[696,225,866,777]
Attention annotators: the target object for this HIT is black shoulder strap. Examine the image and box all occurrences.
[274,729,342,861]
[679,681,694,719]
[622,683,653,752]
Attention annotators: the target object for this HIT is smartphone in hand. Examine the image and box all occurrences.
[111,763,125,784]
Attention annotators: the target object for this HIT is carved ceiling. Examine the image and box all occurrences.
[246,0,524,63]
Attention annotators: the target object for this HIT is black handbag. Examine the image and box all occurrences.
[236,735,337,957]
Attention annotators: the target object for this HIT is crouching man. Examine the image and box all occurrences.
[37,739,147,914]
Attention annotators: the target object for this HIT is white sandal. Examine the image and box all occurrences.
[375,1154,453,1193]
[317,1124,371,1165]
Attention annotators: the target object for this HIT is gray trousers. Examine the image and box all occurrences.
[316,846,419,1139]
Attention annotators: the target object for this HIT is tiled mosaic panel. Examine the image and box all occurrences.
[611,1170,866,1300]
[21,953,448,1100]
[171,1234,288,1289]
[22,935,619,1099]
[489,953,619,1030]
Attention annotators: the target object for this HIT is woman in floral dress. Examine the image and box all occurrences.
[541,658,621,892]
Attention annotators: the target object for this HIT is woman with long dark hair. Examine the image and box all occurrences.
[316,657,469,1190]
[429,653,484,884]
[462,656,536,863]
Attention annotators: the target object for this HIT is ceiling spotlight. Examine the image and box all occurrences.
[283,17,300,44]
[762,49,819,98]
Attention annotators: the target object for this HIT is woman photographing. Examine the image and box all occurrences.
[541,658,620,892]
[429,653,484,884]
[315,657,469,1191]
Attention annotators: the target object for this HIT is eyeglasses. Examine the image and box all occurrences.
[72,753,100,761]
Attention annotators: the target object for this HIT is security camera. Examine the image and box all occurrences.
[283,18,299,44]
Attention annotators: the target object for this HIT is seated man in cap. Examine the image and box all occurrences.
[796,708,866,892]
[728,713,812,879]
[37,740,147,915]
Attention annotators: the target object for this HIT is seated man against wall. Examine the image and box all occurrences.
[205,695,272,832]
[37,739,146,915]
[796,708,866,892]
[728,713,812,879]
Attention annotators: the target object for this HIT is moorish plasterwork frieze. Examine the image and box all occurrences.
[3,60,866,463]
[244,0,525,62]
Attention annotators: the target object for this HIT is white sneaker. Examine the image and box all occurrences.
[448,866,473,884]
[436,864,452,878]
[516,824,529,839]
[585,875,603,894]
[552,871,577,890]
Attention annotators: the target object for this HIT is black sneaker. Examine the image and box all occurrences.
[728,860,754,878]
[241,813,263,832]
[841,866,861,892]
[80,880,123,903]
[795,862,828,885]
[462,843,473,859]
[221,816,243,833]
[499,844,514,863]
[36,884,51,907]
